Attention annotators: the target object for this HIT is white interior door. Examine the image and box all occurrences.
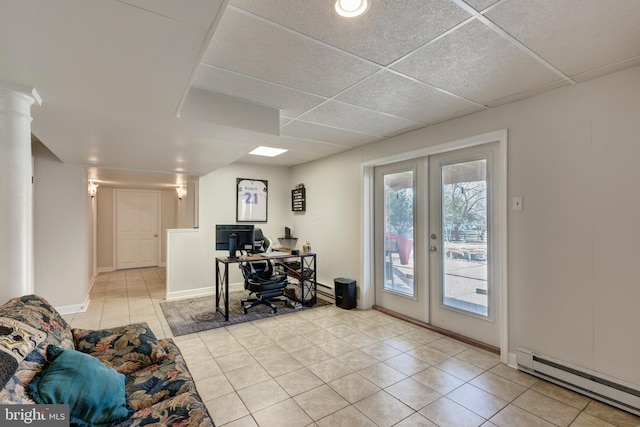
[374,159,428,321]
[115,190,160,269]
[428,143,501,347]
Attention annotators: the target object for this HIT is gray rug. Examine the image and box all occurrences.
[160,292,328,336]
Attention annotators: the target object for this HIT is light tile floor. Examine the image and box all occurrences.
[65,268,640,427]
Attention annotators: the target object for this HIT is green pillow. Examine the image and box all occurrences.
[28,345,133,427]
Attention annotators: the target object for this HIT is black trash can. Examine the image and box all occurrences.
[334,277,356,309]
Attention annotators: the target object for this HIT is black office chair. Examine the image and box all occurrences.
[239,229,288,314]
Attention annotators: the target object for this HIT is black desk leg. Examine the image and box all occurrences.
[224,263,229,321]
[215,260,230,321]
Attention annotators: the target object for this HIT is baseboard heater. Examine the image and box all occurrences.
[316,282,334,301]
[516,348,640,416]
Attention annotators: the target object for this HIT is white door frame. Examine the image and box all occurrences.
[362,129,508,363]
[113,189,162,270]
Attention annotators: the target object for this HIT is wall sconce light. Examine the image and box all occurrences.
[176,186,185,201]
[88,181,98,198]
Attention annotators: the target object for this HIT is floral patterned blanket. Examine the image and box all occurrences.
[0,295,215,427]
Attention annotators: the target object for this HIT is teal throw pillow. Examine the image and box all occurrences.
[28,345,133,427]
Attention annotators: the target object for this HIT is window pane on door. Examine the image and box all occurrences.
[441,159,488,316]
[383,171,415,297]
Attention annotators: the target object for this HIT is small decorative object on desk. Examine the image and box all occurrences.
[302,241,311,254]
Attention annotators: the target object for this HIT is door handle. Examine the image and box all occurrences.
[430,245,437,252]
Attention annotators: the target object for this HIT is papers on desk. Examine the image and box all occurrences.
[265,252,292,258]
[237,252,291,261]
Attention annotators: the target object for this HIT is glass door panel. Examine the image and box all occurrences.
[383,170,415,297]
[441,159,488,316]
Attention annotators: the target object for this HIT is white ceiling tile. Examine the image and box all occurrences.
[298,101,422,137]
[486,0,640,77]
[192,65,327,118]
[336,70,482,124]
[229,0,471,65]
[281,120,375,146]
[236,148,339,167]
[118,0,224,27]
[265,136,355,155]
[484,80,569,108]
[203,8,380,97]
[571,56,640,83]
[391,19,560,104]
[461,0,500,12]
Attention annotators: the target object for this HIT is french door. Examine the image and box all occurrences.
[374,159,428,321]
[374,142,501,347]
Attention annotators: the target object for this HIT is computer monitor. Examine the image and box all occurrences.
[215,224,255,259]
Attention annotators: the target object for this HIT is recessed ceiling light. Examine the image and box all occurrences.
[249,146,288,157]
[334,0,369,18]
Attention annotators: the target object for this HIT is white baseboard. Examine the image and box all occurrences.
[55,294,90,315]
[507,352,517,368]
[166,287,215,301]
[97,266,115,273]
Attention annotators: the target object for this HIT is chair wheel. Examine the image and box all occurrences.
[243,308,248,315]
[272,308,277,314]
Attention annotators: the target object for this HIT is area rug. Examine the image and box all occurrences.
[160,291,328,336]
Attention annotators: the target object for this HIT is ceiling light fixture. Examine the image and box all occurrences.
[334,0,369,18]
[249,146,288,157]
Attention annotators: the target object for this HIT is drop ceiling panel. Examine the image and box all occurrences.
[281,120,375,146]
[265,135,356,155]
[229,0,471,66]
[336,70,483,124]
[192,65,327,118]
[461,0,500,12]
[118,0,224,28]
[392,19,561,104]
[202,7,380,97]
[235,148,333,167]
[298,100,421,137]
[486,0,640,78]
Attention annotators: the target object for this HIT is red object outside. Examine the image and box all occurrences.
[385,233,412,265]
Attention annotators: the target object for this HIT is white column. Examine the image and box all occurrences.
[0,83,41,303]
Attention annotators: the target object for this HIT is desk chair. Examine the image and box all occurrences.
[239,229,288,314]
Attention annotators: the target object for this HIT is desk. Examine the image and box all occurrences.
[215,252,317,321]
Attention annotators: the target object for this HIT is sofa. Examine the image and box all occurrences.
[0,294,215,426]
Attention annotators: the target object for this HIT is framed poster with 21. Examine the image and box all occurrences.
[236,178,268,222]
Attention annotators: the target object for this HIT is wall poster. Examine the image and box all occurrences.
[236,178,268,222]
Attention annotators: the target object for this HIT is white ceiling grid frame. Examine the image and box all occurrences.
[448,0,577,85]
[203,2,488,137]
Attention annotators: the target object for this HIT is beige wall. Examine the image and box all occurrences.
[291,66,640,386]
[96,187,113,271]
[290,149,364,288]
[33,144,90,309]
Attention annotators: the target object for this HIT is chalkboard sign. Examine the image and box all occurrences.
[292,188,306,212]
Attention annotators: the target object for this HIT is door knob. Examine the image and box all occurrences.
[430,245,437,252]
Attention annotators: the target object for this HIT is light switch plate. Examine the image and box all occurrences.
[512,197,523,211]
